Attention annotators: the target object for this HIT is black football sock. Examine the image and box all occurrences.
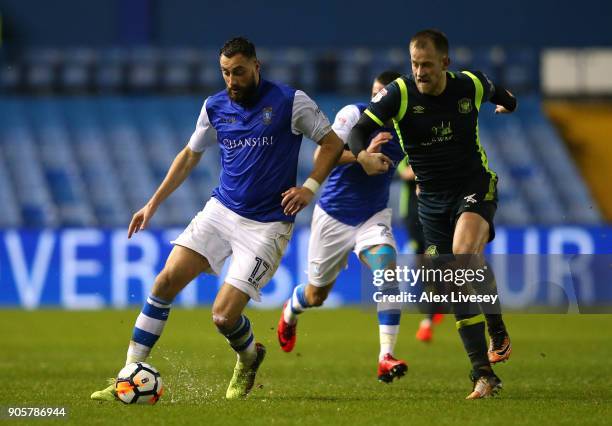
[456,313,492,378]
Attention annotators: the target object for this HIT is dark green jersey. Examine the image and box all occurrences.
[365,71,497,192]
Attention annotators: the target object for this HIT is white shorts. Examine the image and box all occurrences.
[308,204,397,287]
[172,198,293,301]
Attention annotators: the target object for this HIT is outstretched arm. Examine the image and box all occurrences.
[314,145,356,165]
[348,114,393,175]
[473,70,517,114]
[307,130,345,185]
[492,87,517,114]
[128,146,202,238]
[314,103,393,166]
[314,131,393,165]
[348,79,402,175]
[129,98,216,238]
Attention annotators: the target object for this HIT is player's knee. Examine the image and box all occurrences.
[152,269,178,301]
[452,241,483,255]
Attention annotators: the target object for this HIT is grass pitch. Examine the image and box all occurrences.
[1,308,611,425]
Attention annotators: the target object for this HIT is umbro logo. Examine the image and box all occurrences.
[412,105,425,114]
[464,193,477,204]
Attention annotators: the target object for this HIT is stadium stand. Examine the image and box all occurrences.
[0,47,602,227]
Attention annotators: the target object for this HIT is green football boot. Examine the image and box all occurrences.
[225,343,266,400]
[90,378,118,402]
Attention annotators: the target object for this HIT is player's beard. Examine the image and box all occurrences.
[227,76,258,103]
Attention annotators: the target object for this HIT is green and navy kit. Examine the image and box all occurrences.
[187,78,332,223]
[318,102,406,226]
[365,71,497,194]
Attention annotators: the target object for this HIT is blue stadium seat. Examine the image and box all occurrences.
[0,101,59,227]
[469,47,503,82]
[479,124,531,225]
[127,48,162,92]
[95,49,128,92]
[60,48,97,93]
[337,48,373,94]
[161,49,200,92]
[502,48,538,93]
[0,149,22,227]
[0,64,22,93]
[371,48,409,77]
[519,98,601,223]
[63,99,130,226]
[0,88,601,227]
[195,49,223,92]
[450,47,473,72]
[23,49,63,93]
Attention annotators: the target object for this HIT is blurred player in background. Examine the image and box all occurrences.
[348,29,516,399]
[91,37,344,401]
[277,71,410,383]
[397,159,445,342]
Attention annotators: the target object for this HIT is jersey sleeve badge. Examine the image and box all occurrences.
[371,87,388,103]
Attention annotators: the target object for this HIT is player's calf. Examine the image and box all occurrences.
[216,314,258,365]
[126,294,173,364]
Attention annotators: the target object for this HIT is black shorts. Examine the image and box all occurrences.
[417,174,497,254]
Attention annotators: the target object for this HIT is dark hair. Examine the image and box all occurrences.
[219,37,257,58]
[410,29,449,55]
[375,70,402,86]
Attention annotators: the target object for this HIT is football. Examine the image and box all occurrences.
[115,362,164,405]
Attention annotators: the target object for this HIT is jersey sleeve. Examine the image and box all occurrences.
[187,99,218,153]
[472,71,496,103]
[291,90,332,142]
[364,80,402,126]
[331,104,361,144]
[396,156,409,173]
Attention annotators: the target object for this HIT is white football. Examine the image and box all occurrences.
[115,362,164,405]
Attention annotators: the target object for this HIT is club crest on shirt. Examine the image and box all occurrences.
[458,98,473,114]
[425,245,439,257]
[371,88,387,103]
[262,107,273,125]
